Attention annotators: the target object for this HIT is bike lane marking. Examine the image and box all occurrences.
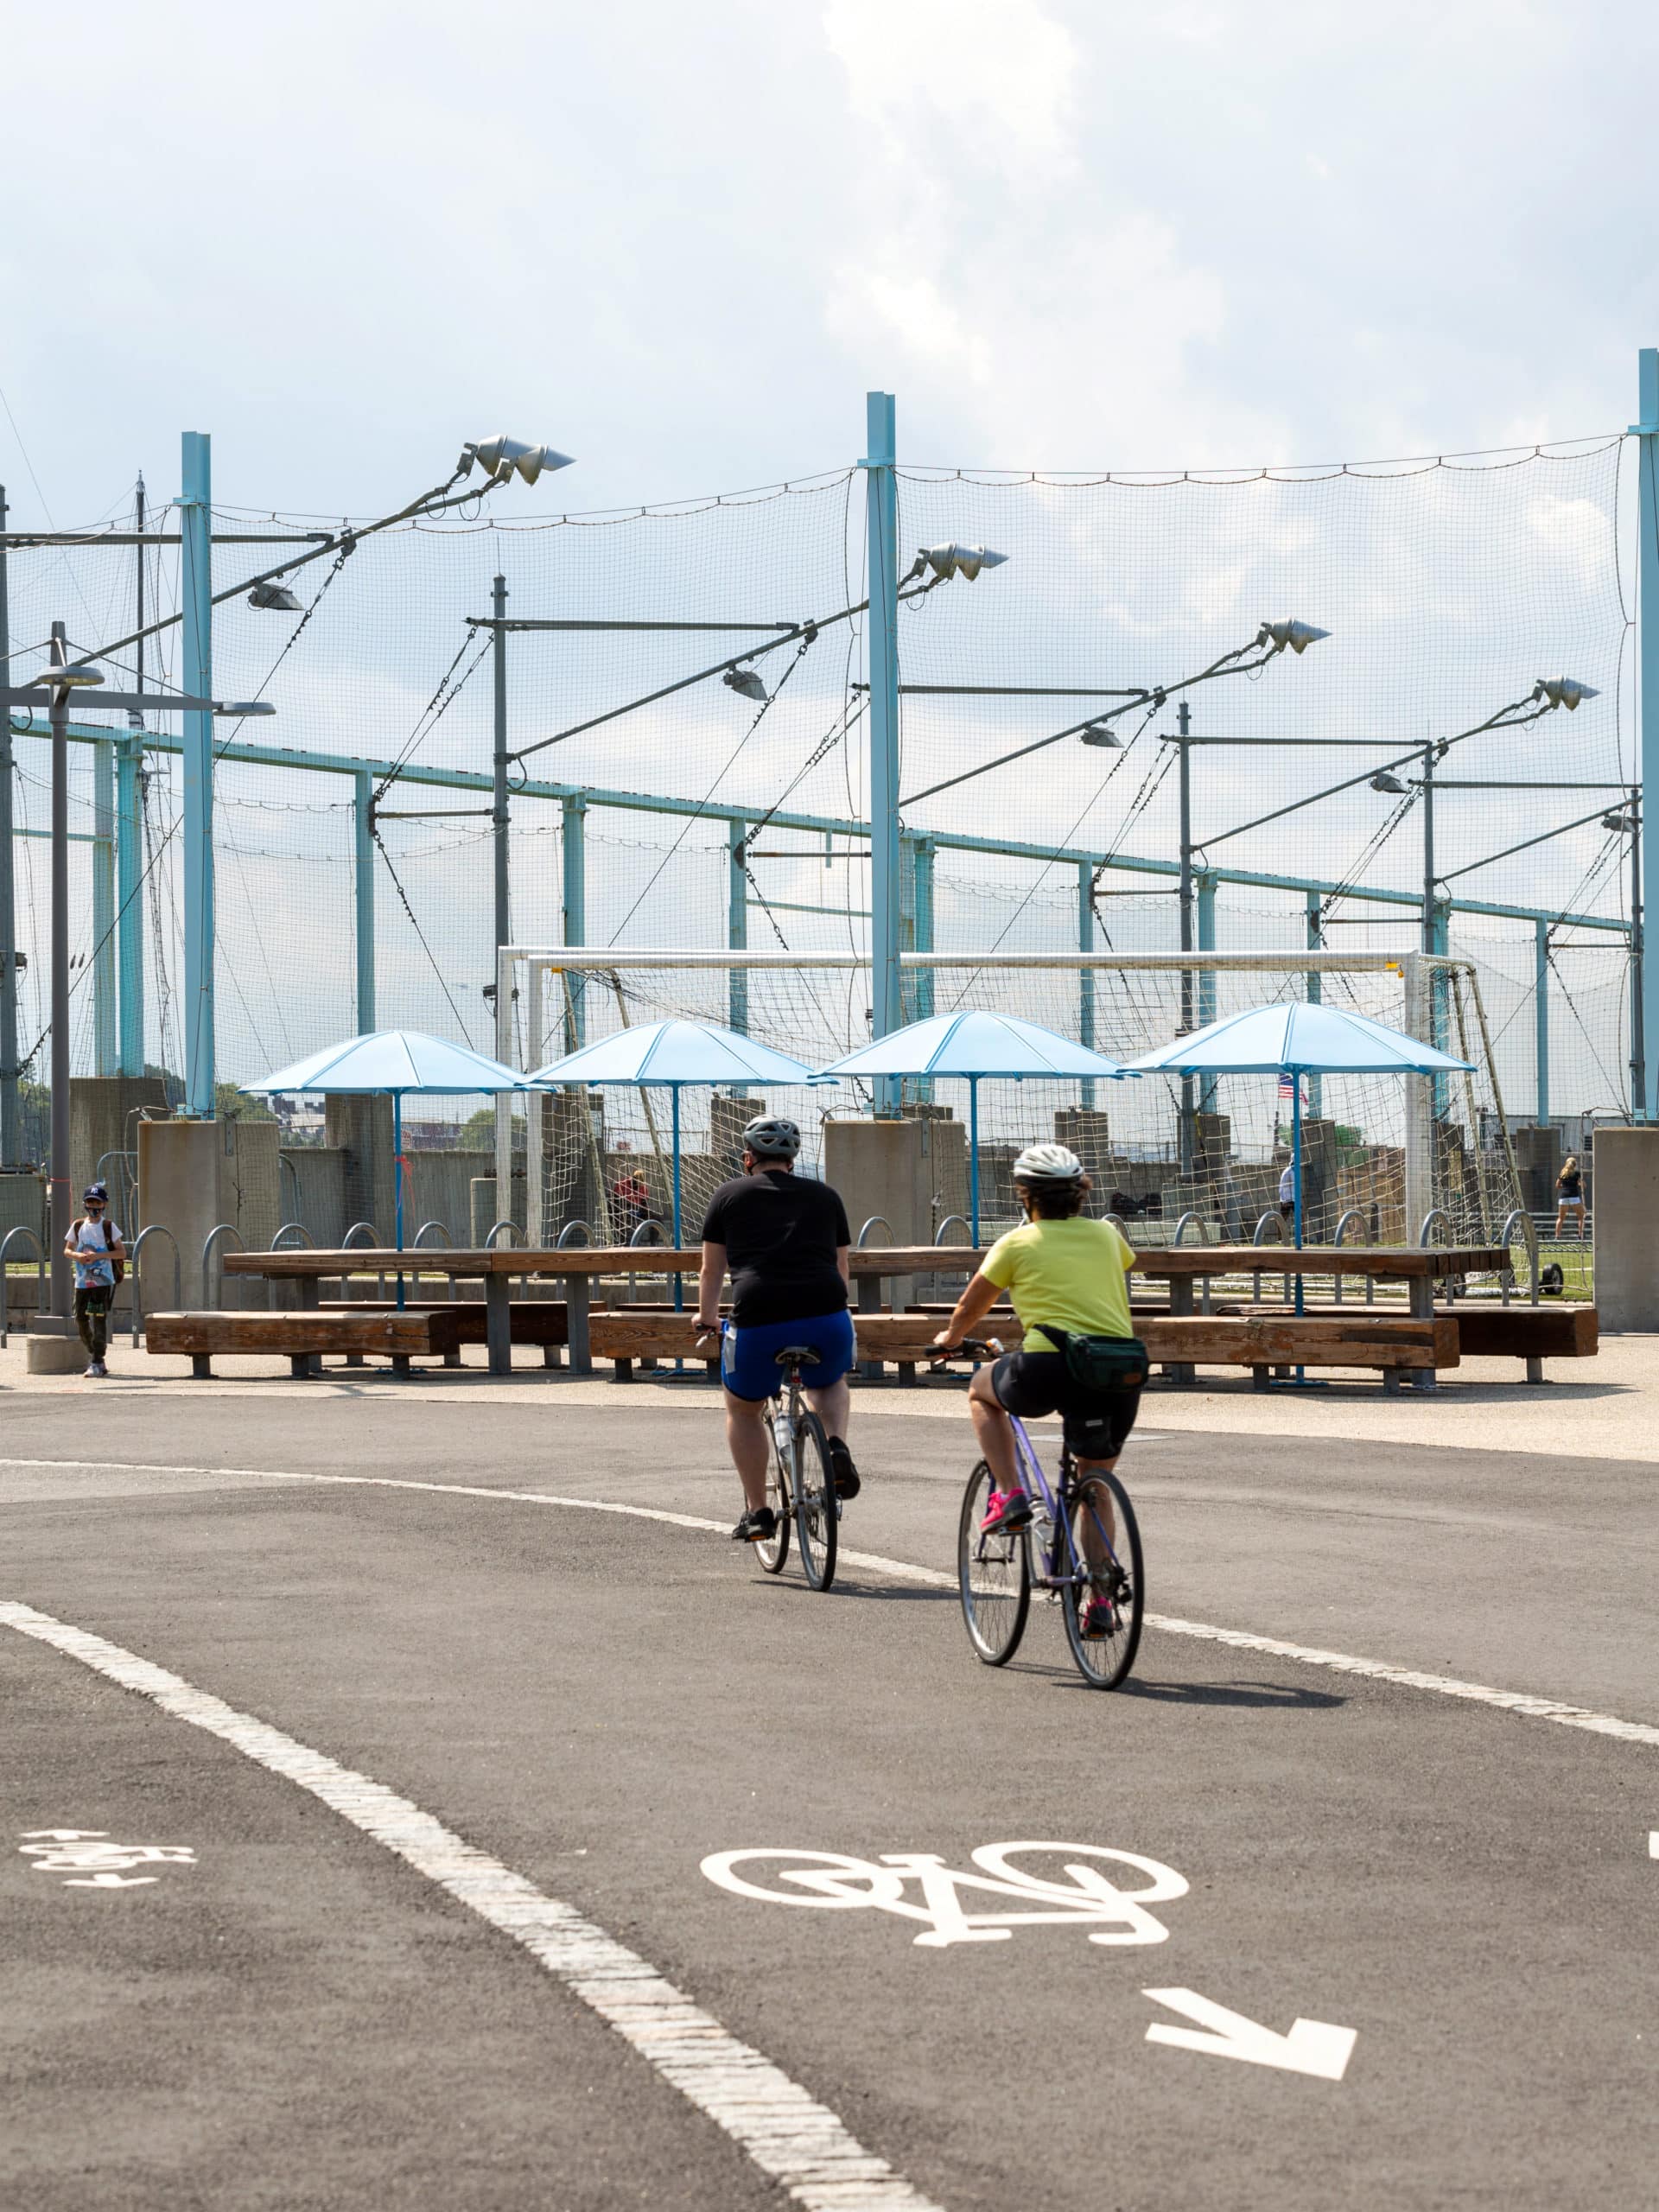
[0,1599,943,2212]
[5,1455,1659,1753]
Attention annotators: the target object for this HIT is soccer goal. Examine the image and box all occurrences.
[493,946,1524,1254]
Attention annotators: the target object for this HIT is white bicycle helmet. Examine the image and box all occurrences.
[1012,1141,1084,1184]
[742,1115,802,1160]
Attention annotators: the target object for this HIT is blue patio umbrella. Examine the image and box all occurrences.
[245,1030,535,1305]
[814,1010,1128,1243]
[527,1020,829,1293]
[1126,1001,1474,1311]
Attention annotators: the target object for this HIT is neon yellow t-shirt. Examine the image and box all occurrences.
[979,1215,1138,1351]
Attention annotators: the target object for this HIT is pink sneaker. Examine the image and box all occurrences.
[979,1488,1033,1535]
[1080,1592,1116,1639]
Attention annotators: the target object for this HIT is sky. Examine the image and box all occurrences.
[2,0,1649,1122]
[3,0,1656,525]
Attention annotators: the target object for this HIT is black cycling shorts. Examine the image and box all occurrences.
[990,1350,1142,1460]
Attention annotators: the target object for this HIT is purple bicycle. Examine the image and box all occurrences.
[939,1338,1145,1690]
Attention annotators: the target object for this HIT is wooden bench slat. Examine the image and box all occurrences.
[145,1311,457,1355]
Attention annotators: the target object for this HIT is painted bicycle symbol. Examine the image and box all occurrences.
[700,1840,1188,1949]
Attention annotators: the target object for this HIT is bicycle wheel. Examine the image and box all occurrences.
[792,1409,838,1592]
[1060,1467,1144,1689]
[753,1404,791,1574]
[957,1459,1030,1666]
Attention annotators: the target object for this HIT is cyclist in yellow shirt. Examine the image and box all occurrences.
[932,1142,1142,1638]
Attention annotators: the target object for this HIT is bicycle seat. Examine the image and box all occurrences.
[774,1344,821,1365]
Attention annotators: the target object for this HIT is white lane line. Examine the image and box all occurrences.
[6,1456,1659,1754]
[0,1598,941,2212]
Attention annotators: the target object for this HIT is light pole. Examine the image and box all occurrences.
[0,639,273,1338]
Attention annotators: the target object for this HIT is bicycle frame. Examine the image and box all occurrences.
[1003,1414,1124,1594]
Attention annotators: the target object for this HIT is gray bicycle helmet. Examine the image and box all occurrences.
[1011,1141,1084,1184]
[742,1115,801,1161]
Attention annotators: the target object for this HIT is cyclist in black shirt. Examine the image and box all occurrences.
[695,1116,860,1544]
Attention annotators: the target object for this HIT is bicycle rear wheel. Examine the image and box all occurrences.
[1060,1468,1143,1689]
[957,1460,1030,1665]
[792,1409,838,1592]
[754,1405,791,1574]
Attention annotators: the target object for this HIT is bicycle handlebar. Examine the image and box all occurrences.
[928,1335,1003,1370]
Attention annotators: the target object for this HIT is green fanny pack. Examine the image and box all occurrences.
[1036,1327,1149,1394]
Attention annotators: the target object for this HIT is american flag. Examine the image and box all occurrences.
[1277,1072,1305,1106]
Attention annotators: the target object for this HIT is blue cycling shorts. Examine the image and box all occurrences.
[721,1308,856,1402]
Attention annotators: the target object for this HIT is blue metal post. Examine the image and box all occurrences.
[1077,860,1096,1109]
[1535,918,1550,1127]
[562,794,587,1050]
[353,771,375,1033]
[969,1075,981,1244]
[116,729,144,1075]
[1635,346,1659,1120]
[671,1086,683,1291]
[180,431,214,1115]
[92,737,117,1075]
[1304,890,1323,1122]
[728,818,748,1036]
[865,391,900,1105]
[1291,1075,1306,1326]
[1197,874,1217,1114]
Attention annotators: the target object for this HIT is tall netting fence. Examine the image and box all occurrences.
[0,434,1634,1225]
[512,952,1521,1255]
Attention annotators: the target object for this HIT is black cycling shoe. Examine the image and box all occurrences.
[731,1506,778,1544]
[826,1438,861,1500]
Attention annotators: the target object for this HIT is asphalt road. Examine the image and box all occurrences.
[1,1386,1654,2210]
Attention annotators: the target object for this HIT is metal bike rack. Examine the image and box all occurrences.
[1497,1206,1541,1309]
[1250,1208,1290,1306]
[342,1222,382,1249]
[556,1220,592,1248]
[1332,1207,1374,1306]
[485,1219,520,1249]
[128,1223,181,1344]
[1417,1206,1455,1304]
[272,1221,315,1249]
[1171,1210,1206,1245]
[412,1220,451,1247]
[201,1224,246,1311]
[856,1216,895,1246]
[0,1225,46,1348]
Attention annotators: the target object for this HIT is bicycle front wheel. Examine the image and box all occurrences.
[754,1407,791,1574]
[957,1460,1030,1666]
[792,1409,838,1592]
[1060,1467,1144,1689]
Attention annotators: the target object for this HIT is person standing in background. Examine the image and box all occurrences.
[65,1182,124,1377]
[1554,1154,1586,1240]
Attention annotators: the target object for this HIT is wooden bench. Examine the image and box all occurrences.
[319,1300,569,1368]
[588,1311,1456,1388]
[144,1309,462,1379]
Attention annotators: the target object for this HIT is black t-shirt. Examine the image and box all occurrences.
[701,1168,851,1326]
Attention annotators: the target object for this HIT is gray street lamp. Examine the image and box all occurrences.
[0,626,275,1345]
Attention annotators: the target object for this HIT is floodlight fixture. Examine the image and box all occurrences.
[918,543,1008,583]
[247,579,303,612]
[1533,676,1600,711]
[1370,771,1408,795]
[1259,620,1331,656]
[462,434,575,486]
[723,666,769,704]
[1078,722,1122,748]
[217,701,277,717]
[1602,808,1636,834]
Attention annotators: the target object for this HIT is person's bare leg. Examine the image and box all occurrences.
[967,1367,1020,1491]
[803,1372,850,1445]
[724,1389,772,1515]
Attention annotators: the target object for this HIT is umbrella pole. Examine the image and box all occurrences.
[969,1078,980,1247]
[393,1091,406,1313]
[671,1088,683,1309]
[1292,1075,1305,1325]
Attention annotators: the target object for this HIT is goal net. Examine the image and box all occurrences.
[496,948,1524,1259]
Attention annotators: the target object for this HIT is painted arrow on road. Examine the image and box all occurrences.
[1143,1987,1357,2081]
[62,1873,159,1888]
[20,1829,109,1841]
